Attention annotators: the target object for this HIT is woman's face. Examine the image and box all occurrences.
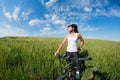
[68,26,74,32]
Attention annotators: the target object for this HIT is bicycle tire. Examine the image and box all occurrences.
[56,73,68,80]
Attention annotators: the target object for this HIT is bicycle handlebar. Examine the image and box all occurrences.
[56,54,92,61]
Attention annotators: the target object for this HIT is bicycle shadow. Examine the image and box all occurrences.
[91,70,107,80]
[79,49,89,58]
[78,49,90,72]
[79,49,107,80]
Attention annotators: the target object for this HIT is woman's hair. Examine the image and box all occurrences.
[68,24,79,33]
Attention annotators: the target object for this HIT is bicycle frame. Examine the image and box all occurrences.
[56,54,92,80]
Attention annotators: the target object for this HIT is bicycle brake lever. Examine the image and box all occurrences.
[56,55,61,59]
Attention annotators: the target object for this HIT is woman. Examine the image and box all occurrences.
[54,23,84,79]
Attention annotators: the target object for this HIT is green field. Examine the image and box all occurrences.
[0,37,120,80]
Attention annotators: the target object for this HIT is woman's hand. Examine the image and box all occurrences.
[77,47,81,51]
[54,51,59,56]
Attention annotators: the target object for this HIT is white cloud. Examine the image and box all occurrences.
[44,14,50,18]
[28,19,42,26]
[51,14,66,25]
[40,26,52,33]
[51,14,57,21]
[79,26,100,31]
[94,8,109,16]
[40,0,45,5]
[0,24,28,37]
[78,23,101,31]
[3,11,12,21]
[44,0,93,21]
[37,14,67,35]
[12,6,20,21]
[62,0,108,10]
[29,14,66,27]
[3,5,20,22]
[39,26,67,36]
[54,20,65,25]
[110,8,120,17]
[83,7,92,12]
[96,9,100,13]
[44,0,114,22]
[45,0,57,7]
[21,9,32,21]
[38,24,101,36]
[78,0,91,7]
[2,5,12,21]
[94,8,120,17]
[2,5,32,22]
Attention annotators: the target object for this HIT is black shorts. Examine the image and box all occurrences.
[66,51,80,70]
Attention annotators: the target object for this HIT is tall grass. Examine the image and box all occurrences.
[0,37,120,80]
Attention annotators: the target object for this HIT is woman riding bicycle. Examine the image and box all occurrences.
[54,23,84,79]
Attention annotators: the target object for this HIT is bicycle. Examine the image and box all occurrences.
[56,54,92,80]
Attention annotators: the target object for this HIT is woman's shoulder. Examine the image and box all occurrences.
[76,33,82,38]
[76,33,80,36]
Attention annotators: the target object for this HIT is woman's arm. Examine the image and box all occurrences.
[54,36,67,56]
[78,33,84,50]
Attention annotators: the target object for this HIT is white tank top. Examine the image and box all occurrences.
[67,33,78,52]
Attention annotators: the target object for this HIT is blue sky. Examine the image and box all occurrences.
[0,0,120,41]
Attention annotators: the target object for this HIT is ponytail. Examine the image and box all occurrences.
[68,24,79,33]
